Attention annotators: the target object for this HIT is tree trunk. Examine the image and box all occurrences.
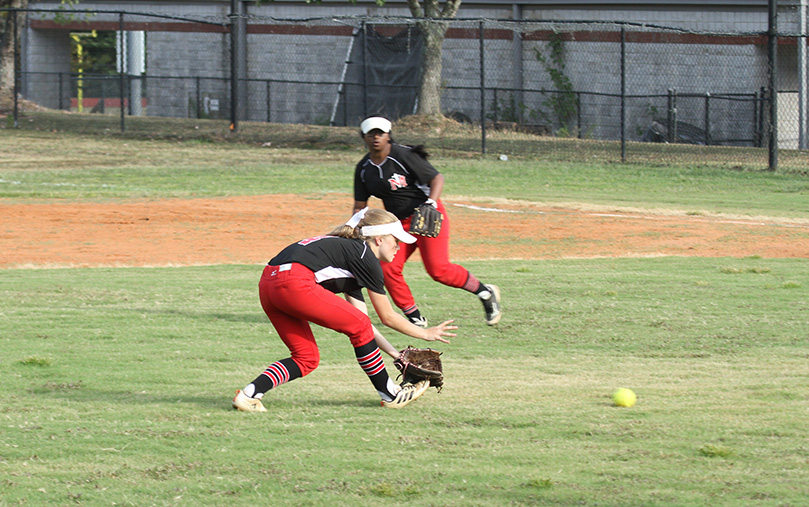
[416,19,448,116]
[0,0,28,109]
[407,0,461,117]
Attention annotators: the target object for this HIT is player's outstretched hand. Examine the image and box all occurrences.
[424,319,457,344]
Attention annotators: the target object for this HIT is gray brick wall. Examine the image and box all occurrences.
[21,28,71,110]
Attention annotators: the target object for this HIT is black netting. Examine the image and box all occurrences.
[340,24,424,124]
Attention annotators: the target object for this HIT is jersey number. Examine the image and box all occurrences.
[298,235,329,246]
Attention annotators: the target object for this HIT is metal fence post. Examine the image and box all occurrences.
[800,0,808,149]
[492,88,498,123]
[757,87,766,147]
[266,80,271,123]
[58,72,64,110]
[512,6,524,123]
[704,92,711,145]
[620,27,626,162]
[361,20,368,118]
[768,0,778,170]
[667,88,677,143]
[118,13,126,133]
[229,0,239,132]
[101,79,107,114]
[480,21,487,155]
[195,76,201,118]
[13,9,19,128]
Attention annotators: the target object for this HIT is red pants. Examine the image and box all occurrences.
[258,263,375,377]
[384,199,470,311]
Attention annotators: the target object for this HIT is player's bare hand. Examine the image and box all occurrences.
[424,319,457,344]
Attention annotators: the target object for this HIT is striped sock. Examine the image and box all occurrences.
[463,273,483,294]
[354,341,395,400]
[403,305,421,319]
[247,358,301,398]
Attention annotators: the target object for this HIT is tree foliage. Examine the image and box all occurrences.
[534,32,579,134]
[70,30,116,75]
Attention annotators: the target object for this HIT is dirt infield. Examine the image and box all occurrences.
[2,194,808,269]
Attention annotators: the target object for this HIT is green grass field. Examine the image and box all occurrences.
[2,125,809,505]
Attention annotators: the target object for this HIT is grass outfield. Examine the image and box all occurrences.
[2,129,809,220]
[2,127,809,505]
[2,259,808,505]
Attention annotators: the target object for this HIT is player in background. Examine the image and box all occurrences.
[352,116,502,328]
[232,208,457,413]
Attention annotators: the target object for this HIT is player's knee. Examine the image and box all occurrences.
[426,264,452,283]
[348,326,375,349]
[292,351,320,377]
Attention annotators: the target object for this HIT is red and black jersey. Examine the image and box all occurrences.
[268,236,385,300]
[354,143,439,220]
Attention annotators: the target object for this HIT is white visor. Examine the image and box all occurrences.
[360,117,392,134]
[361,221,417,244]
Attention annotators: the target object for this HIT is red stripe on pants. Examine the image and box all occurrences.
[258,263,375,377]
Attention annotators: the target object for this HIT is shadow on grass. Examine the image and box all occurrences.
[29,385,377,411]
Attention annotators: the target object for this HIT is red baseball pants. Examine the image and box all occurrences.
[383,199,471,311]
[258,263,375,377]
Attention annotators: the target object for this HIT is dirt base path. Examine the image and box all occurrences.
[2,194,808,269]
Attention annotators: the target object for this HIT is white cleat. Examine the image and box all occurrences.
[232,389,267,412]
[381,380,430,409]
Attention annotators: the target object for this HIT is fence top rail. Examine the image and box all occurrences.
[250,15,773,38]
[0,8,228,27]
[1,8,781,38]
[11,8,809,37]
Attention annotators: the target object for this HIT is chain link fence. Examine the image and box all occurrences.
[3,8,809,170]
[9,9,231,127]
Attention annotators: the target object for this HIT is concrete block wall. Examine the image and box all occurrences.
[146,31,230,118]
[240,31,352,123]
[21,28,72,110]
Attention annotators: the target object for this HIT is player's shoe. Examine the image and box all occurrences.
[381,380,430,409]
[408,315,428,328]
[480,284,502,326]
[232,389,267,413]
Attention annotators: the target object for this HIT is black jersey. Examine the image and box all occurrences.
[269,235,385,300]
[354,143,440,220]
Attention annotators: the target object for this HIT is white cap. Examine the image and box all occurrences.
[360,117,392,135]
[361,221,417,244]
